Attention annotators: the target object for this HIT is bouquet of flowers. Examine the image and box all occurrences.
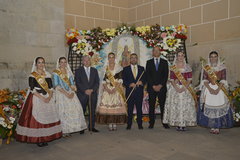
[72,39,97,56]
[0,89,26,144]
[231,81,240,123]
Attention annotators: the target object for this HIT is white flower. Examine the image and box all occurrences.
[236,113,240,118]
[161,51,168,56]
[72,43,77,46]
[7,124,13,129]
[3,107,10,111]
[0,117,4,121]
[72,47,77,51]
[9,117,15,123]
[2,122,7,128]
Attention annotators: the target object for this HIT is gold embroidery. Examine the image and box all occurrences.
[202,64,231,101]
[170,65,198,108]
[105,66,127,114]
[31,72,50,94]
[53,69,71,87]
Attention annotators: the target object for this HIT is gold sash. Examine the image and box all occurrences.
[202,64,231,101]
[170,65,198,108]
[105,67,128,115]
[105,67,126,103]
[53,69,71,88]
[31,72,50,94]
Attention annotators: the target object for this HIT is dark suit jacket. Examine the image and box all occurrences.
[75,66,100,102]
[122,65,146,98]
[145,58,169,93]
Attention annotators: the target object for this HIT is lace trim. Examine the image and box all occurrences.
[203,103,229,118]
[16,125,62,137]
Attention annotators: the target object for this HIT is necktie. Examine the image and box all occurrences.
[155,58,159,71]
[86,67,90,81]
[133,65,137,79]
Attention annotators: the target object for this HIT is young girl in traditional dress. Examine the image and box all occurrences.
[96,53,127,131]
[197,51,234,134]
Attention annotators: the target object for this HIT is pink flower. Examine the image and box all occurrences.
[171,32,177,37]
[161,32,167,38]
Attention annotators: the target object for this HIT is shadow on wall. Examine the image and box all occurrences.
[0,61,56,90]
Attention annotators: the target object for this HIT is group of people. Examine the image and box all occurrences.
[15,47,234,147]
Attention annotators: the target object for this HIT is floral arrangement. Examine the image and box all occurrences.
[133,115,150,122]
[231,81,240,122]
[65,24,188,62]
[0,89,26,144]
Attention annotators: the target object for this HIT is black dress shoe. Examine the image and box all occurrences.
[89,128,99,132]
[43,142,48,146]
[148,124,154,129]
[80,130,85,134]
[37,142,48,147]
[138,126,143,130]
[126,125,131,130]
[163,123,170,129]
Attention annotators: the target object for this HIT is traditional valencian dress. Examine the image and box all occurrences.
[163,64,196,127]
[96,66,127,124]
[16,71,62,143]
[197,60,234,129]
[53,66,87,134]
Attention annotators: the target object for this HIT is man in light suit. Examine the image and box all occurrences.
[123,53,146,130]
[75,55,100,133]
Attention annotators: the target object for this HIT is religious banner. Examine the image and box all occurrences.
[66,24,188,115]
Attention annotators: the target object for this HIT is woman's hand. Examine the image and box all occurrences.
[176,87,185,93]
[43,96,51,103]
[71,85,77,92]
[67,92,74,99]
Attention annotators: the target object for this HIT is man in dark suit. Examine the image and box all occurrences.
[146,46,170,129]
[75,55,100,133]
[123,53,145,130]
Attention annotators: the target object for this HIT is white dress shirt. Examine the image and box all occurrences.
[84,66,90,80]
[131,64,138,78]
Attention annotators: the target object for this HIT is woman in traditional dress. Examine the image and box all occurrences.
[96,52,127,131]
[16,57,62,147]
[197,51,234,134]
[53,57,87,137]
[163,51,196,131]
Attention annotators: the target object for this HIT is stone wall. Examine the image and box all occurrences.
[65,0,129,29]
[65,0,240,86]
[0,0,66,90]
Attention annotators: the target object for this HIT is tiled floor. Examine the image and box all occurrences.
[1,119,239,160]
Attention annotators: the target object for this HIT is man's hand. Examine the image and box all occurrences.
[85,89,93,96]
[153,84,162,92]
[136,81,143,86]
[129,83,136,88]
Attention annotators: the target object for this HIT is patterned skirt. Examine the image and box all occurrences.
[96,90,127,124]
[15,93,62,143]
